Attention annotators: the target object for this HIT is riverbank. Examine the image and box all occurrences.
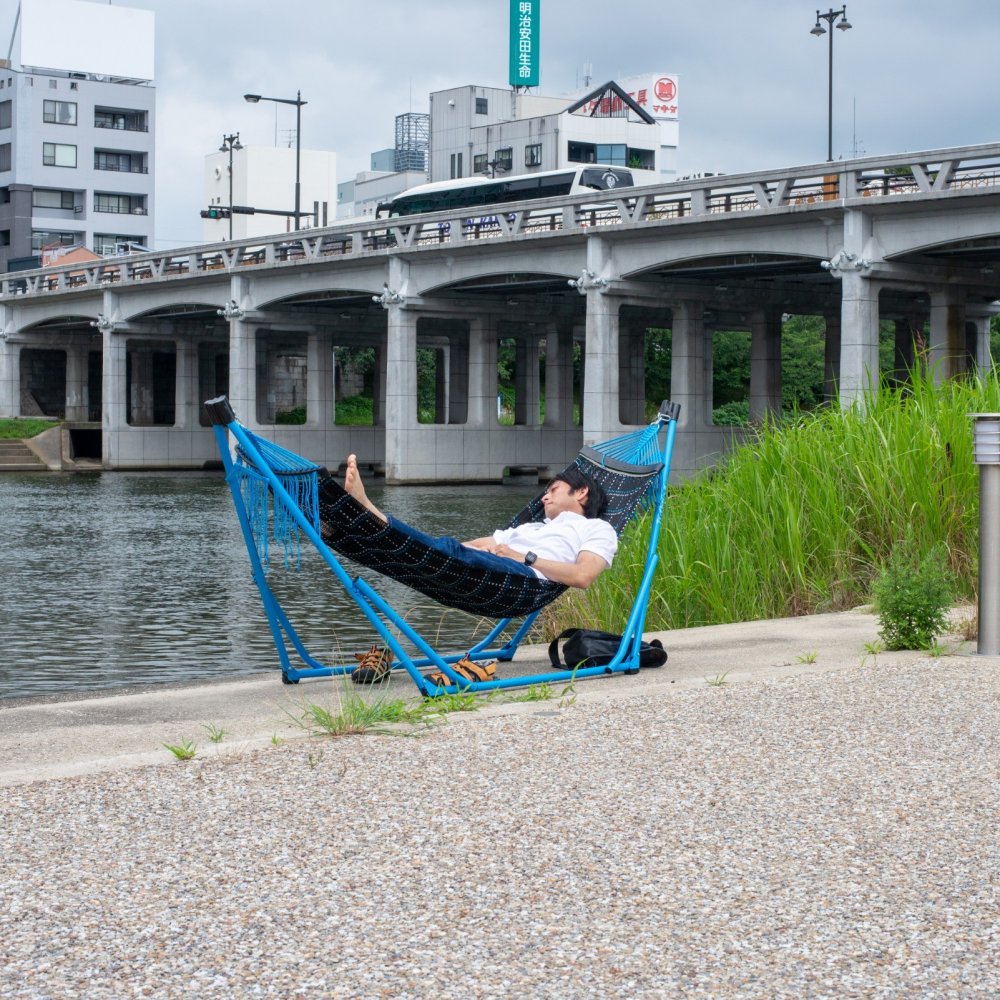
[1,609,996,997]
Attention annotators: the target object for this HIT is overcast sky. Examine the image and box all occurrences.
[6,0,999,249]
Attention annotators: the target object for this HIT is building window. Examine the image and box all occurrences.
[43,100,77,125]
[94,192,146,215]
[494,147,513,171]
[31,229,80,251]
[475,97,488,115]
[0,100,10,130]
[0,142,10,172]
[568,141,597,164]
[525,143,542,167]
[596,143,627,166]
[0,230,9,246]
[94,233,147,256]
[94,150,146,173]
[32,188,76,210]
[94,108,148,132]
[473,153,488,174]
[626,147,655,170]
[449,151,463,179]
[43,142,77,167]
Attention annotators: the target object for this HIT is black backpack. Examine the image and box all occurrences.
[547,628,667,670]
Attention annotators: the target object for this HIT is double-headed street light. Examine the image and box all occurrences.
[219,132,242,240]
[244,90,307,229]
[810,7,853,162]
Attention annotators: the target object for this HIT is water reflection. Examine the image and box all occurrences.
[0,472,539,699]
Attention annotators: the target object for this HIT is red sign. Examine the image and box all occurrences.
[654,77,676,101]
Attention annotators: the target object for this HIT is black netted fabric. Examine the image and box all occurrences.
[318,481,566,618]
[316,450,662,619]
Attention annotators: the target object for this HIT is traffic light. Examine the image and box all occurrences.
[200,207,231,219]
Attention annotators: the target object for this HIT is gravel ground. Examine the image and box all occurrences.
[1,656,997,999]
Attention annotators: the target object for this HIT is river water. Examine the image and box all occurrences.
[0,472,540,700]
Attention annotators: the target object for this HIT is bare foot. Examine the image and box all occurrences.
[344,455,387,522]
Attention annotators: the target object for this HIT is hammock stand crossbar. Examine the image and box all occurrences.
[205,396,680,696]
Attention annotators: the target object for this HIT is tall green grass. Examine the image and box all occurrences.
[554,369,998,633]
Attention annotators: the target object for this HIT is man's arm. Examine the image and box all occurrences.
[493,545,608,590]
[462,536,495,550]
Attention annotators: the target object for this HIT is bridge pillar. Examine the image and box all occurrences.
[838,272,881,404]
[225,278,257,428]
[446,327,469,424]
[101,333,126,469]
[0,304,17,418]
[619,317,646,425]
[929,289,968,382]
[823,311,841,400]
[749,306,782,421]
[670,299,708,428]
[174,337,199,430]
[467,315,498,427]
[543,322,574,429]
[64,344,89,421]
[514,336,541,426]
[305,329,333,428]
[969,311,994,368]
[384,302,420,481]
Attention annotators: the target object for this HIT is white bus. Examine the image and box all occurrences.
[376,166,635,219]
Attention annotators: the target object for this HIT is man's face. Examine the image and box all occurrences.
[542,479,587,518]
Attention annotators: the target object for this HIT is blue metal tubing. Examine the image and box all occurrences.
[215,405,678,695]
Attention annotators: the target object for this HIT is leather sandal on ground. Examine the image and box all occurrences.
[425,657,497,688]
[350,644,393,684]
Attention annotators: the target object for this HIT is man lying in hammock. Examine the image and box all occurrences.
[342,454,618,590]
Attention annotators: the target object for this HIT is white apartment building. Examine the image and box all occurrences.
[202,145,337,241]
[428,78,678,186]
[0,0,156,270]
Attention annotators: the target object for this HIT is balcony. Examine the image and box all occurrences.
[94,161,149,174]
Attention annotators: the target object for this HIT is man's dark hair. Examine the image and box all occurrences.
[551,467,608,519]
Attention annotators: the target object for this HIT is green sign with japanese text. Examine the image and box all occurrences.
[509,0,540,88]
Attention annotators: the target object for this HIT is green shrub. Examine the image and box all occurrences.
[872,531,954,651]
[335,394,373,425]
[275,406,306,425]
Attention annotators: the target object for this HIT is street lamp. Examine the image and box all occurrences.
[244,90,307,229]
[219,132,242,240]
[810,7,853,162]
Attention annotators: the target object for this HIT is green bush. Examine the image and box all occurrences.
[873,532,954,651]
[275,406,306,425]
[335,395,373,425]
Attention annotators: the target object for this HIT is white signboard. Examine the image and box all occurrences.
[16,0,155,81]
[616,73,679,122]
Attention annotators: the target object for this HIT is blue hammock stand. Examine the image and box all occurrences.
[205,396,680,697]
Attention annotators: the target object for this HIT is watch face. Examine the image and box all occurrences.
[525,551,537,566]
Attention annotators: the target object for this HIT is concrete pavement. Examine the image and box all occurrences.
[0,607,984,787]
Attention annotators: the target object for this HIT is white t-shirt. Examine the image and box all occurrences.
[492,512,618,580]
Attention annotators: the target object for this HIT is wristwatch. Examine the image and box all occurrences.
[523,551,537,566]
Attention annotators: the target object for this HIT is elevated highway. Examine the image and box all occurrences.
[2,142,999,478]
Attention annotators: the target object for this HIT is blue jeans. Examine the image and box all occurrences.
[386,515,539,579]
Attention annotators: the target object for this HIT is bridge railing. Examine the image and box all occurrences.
[4,141,1000,302]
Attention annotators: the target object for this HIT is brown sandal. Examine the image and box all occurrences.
[426,657,497,688]
[350,644,393,684]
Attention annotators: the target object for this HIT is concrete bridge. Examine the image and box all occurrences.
[3,141,1000,480]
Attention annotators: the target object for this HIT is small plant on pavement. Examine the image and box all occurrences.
[202,723,227,744]
[163,739,197,761]
[705,672,729,687]
[872,532,954,651]
[797,650,818,664]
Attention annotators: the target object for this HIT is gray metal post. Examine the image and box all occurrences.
[973,414,1000,654]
